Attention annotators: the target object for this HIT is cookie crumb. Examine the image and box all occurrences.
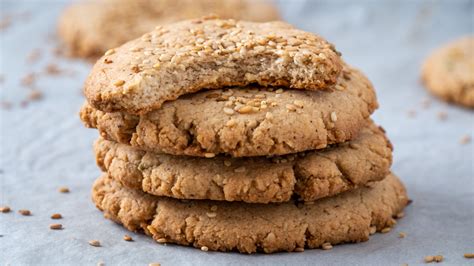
[321,242,333,250]
[201,246,209,251]
[89,240,101,247]
[0,206,11,213]
[18,209,31,216]
[464,253,474,258]
[399,232,407,238]
[58,187,70,193]
[381,227,392,233]
[49,223,63,230]
[460,135,471,145]
[437,111,447,121]
[51,213,62,219]
[123,235,133,241]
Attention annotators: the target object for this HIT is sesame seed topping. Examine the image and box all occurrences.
[210,205,218,212]
[381,227,392,233]
[153,63,161,69]
[321,242,333,250]
[51,213,62,219]
[293,100,304,108]
[114,80,125,87]
[226,119,236,127]
[396,212,405,219]
[0,206,11,213]
[234,166,246,173]
[275,88,284,94]
[149,263,161,266]
[123,235,133,241]
[369,226,377,235]
[157,238,167,243]
[295,247,305,252]
[49,223,63,230]
[89,240,101,247]
[58,187,70,193]
[224,160,232,167]
[286,104,297,112]
[223,107,234,115]
[237,105,254,114]
[206,212,217,218]
[399,232,407,238]
[464,253,474,258]
[201,246,209,252]
[204,153,215,158]
[330,111,338,122]
[104,49,115,56]
[18,209,31,216]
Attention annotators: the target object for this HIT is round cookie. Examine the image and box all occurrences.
[58,0,280,60]
[92,172,408,253]
[80,65,378,157]
[83,18,343,114]
[94,121,392,203]
[421,36,474,108]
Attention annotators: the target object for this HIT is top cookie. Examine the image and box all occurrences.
[421,36,474,108]
[58,0,280,59]
[83,18,343,114]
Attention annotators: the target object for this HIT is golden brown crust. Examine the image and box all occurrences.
[83,18,343,114]
[94,121,392,203]
[421,36,474,108]
[81,65,377,157]
[58,0,280,59]
[92,172,408,253]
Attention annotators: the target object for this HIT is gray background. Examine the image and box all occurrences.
[0,0,473,265]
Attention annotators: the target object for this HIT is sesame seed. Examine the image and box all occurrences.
[223,107,234,115]
[51,213,62,219]
[464,253,474,258]
[18,209,31,216]
[49,223,63,230]
[321,242,333,250]
[123,235,133,241]
[424,256,435,263]
[293,100,304,108]
[396,212,405,219]
[58,187,70,193]
[223,160,232,167]
[204,153,215,158]
[114,80,125,87]
[286,104,297,112]
[265,112,273,120]
[234,166,246,173]
[275,88,284,94]
[226,119,236,127]
[89,240,101,247]
[295,247,304,252]
[399,232,407,238]
[369,226,377,235]
[237,105,254,114]
[201,246,209,252]
[0,206,11,213]
[157,238,167,243]
[147,225,158,235]
[153,63,161,69]
[149,263,161,266]
[210,205,218,212]
[330,111,338,122]
[381,227,392,233]
[434,255,443,262]
[206,212,217,218]
[104,49,115,56]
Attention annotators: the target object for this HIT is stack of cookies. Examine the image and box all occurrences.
[80,18,408,253]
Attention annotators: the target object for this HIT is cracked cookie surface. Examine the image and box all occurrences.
[94,120,392,203]
[83,18,343,114]
[92,172,408,253]
[81,65,377,157]
[58,0,280,59]
[421,36,474,108]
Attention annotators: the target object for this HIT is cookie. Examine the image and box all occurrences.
[80,65,377,157]
[94,121,392,203]
[58,0,280,59]
[421,36,474,108]
[83,18,343,114]
[92,172,408,253]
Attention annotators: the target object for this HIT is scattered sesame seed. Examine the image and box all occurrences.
[223,107,234,115]
[210,205,218,212]
[49,223,63,230]
[206,212,217,218]
[89,240,101,247]
[330,111,338,122]
[275,88,284,94]
[399,232,407,238]
[204,153,215,158]
[396,212,405,219]
[295,247,305,252]
[201,246,209,252]
[286,104,297,112]
[114,80,125,87]
[381,227,392,233]
[464,253,474,258]
[58,187,70,193]
[153,63,161,69]
[51,213,62,219]
[157,238,167,243]
[123,235,133,241]
[148,263,161,266]
[293,100,304,108]
[234,166,246,173]
[104,49,115,56]
[369,226,377,235]
[434,255,443,262]
[237,105,253,114]
[321,242,333,250]
[18,209,31,216]
[0,206,11,213]
[460,135,471,145]
[223,160,232,167]
[424,256,435,263]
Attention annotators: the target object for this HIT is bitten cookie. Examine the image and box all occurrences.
[92,172,408,253]
[83,18,343,114]
[94,121,392,203]
[421,36,474,108]
[58,0,280,59]
[80,65,377,157]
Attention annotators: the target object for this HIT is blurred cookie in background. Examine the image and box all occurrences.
[57,0,280,59]
[421,36,474,108]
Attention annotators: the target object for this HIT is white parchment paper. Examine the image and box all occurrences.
[1,0,473,265]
